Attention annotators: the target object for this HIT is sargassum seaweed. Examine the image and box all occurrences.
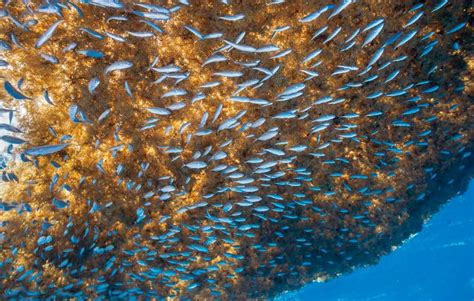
[0,0,473,300]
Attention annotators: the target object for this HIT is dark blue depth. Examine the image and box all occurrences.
[278,180,474,301]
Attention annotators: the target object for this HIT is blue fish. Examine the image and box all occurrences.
[35,20,63,48]
[3,81,30,100]
[24,144,69,156]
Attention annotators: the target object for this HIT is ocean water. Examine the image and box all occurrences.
[1,2,472,299]
[278,180,474,301]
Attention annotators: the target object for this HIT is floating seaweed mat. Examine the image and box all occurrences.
[0,0,473,299]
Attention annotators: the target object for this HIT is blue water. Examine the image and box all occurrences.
[279,180,474,301]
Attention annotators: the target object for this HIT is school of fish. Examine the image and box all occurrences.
[0,0,473,299]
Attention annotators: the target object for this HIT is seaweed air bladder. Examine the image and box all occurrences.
[0,0,473,300]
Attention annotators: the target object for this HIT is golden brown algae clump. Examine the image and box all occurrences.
[0,0,473,300]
